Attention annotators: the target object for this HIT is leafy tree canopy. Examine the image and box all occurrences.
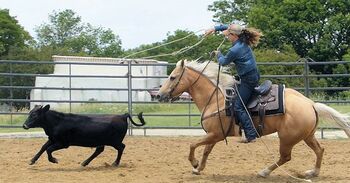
[35,9,123,57]
[0,9,31,58]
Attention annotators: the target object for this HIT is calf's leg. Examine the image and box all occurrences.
[112,143,125,166]
[46,143,66,164]
[81,146,105,166]
[30,140,52,165]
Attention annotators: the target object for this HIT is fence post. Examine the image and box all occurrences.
[188,102,192,127]
[10,63,13,126]
[127,60,133,135]
[69,63,72,113]
[304,59,310,97]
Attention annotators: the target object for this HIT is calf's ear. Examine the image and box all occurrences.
[42,105,50,113]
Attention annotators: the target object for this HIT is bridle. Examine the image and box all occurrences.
[167,61,212,101]
[167,65,187,101]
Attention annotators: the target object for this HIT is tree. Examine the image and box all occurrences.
[36,9,83,48]
[0,9,31,58]
[35,9,123,57]
[66,24,123,57]
[208,0,350,61]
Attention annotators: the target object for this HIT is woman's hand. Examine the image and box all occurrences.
[204,28,215,36]
[210,50,221,61]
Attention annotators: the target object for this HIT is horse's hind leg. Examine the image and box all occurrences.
[188,133,220,174]
[303,135,324,178]
[258,142,294,177]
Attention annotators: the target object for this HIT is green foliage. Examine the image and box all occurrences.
[254,46,302,87]
[343,49,350,60]
[0,9,31,58]
[35,9,123,57]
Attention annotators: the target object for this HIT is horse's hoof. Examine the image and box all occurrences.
[257,168,271,178]
[192,168,200,175]
[305,169,319,178]
[193,160,199,169]
[29,160,35,165]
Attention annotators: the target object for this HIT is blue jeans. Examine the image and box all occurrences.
[234,69,260,141]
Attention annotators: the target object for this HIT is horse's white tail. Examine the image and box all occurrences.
[313,102,350,138]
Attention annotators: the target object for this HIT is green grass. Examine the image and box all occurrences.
[0,128,43,133]
[0,103,348,133]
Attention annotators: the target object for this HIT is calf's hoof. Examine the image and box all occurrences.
[49,157,58,164]
[81,161,88,167]
[112,162,120,167]
[29,160,36,165]
[192,168,200,175]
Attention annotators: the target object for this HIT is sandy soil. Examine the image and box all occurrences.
[0,136,349,183]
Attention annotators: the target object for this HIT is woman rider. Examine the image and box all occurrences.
[205,24,263,143]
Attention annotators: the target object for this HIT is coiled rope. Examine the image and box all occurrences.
[122,29,205,59]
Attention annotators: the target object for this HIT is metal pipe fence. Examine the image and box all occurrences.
[0,59,349,137]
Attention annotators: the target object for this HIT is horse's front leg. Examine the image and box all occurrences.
[193,143,216,174]
[188,133,220,174]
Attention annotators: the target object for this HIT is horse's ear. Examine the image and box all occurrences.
[181,60,185,68]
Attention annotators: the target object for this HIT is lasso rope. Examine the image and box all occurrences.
[122,29,205,59]
[140,36,206,59]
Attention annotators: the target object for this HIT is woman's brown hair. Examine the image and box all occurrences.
[239,28,263,47]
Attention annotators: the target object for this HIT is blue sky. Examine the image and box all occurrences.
[0,0,216,49]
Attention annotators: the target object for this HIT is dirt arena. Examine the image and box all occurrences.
[0,136,349,183]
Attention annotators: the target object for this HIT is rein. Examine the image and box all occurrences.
[182,64,233,143]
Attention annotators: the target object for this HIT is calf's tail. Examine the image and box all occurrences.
[313,102,350,138]
[125,112,146,126]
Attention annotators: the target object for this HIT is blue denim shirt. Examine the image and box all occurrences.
[214,24,258,77]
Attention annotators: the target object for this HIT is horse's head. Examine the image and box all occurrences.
[157,59,236,102]
[157,60,189,102]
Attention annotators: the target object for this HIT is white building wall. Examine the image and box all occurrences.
[30,56,167,109]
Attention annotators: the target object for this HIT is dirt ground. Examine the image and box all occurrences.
[0,136,349,183]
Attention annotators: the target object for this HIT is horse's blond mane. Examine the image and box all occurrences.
[179,60,236,90]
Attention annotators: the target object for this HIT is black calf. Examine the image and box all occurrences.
[23,105,145,166]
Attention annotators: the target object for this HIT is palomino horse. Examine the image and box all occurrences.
[157,60,350,178]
